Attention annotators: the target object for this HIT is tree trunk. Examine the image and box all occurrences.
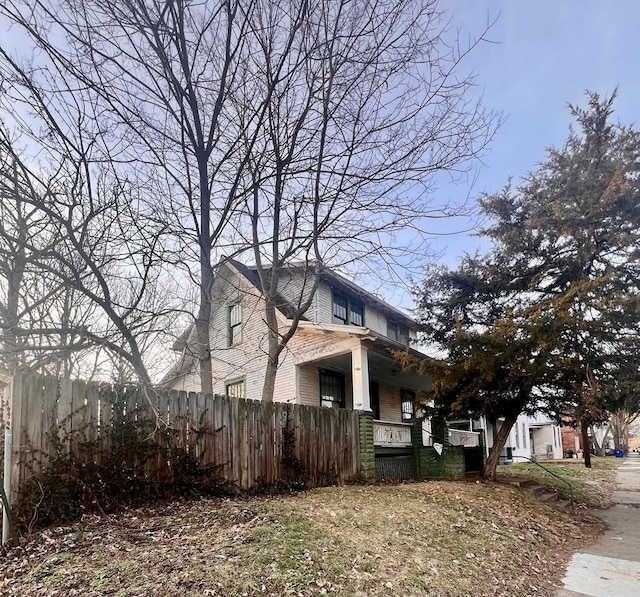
[261,301,280,403]
[482,412,519,481]
[581,421,592,468]
[196,256,213,395]
[197,154,213,395]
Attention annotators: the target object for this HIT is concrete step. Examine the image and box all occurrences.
[496,476,537,488]
[495,476,568,508]
[525,484,548,496]
[538,490,559,502]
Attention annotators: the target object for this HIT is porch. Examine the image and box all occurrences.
[294,336,429,424]
[292,334,484,481]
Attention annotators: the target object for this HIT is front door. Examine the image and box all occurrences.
[370,381,380,420]
[529,429,535,454]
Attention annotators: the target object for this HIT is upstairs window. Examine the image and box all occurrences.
[332,291,364,326]
[387,320,410,346]
[350,301,364,326]
[229,303,242,346]
[332,292,348,324]
[319,370,345,409]
[401,389,415,420]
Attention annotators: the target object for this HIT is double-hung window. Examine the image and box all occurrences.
[229,303,242,346]
[319,370,345,409]
[332,291,364,326]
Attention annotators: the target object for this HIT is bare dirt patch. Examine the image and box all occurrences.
[1,481,604,597]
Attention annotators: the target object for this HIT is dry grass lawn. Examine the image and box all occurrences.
[1,480,605,597]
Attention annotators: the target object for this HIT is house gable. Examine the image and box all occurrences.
[237,261,417,346]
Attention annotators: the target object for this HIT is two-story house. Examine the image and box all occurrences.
[164,258,433,457]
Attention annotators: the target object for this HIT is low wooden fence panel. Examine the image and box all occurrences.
[7,372,361,503]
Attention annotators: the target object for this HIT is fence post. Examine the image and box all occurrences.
[2,428,11,545]
[9,372,24,506]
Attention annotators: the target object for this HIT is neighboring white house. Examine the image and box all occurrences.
[164,259,435,453]
[476,413,564,463]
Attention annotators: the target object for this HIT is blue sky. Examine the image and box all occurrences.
[430,0,640,264]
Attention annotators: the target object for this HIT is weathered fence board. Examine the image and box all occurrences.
[8,372,361,503]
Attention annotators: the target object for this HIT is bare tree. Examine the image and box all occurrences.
[1,0,498,396]
[229,0,499,401]
[1,0,277,393]
[0,109,174,382]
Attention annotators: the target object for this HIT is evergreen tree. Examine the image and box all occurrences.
[411,91,640,478]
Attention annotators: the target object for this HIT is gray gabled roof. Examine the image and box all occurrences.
[227,258,416,329]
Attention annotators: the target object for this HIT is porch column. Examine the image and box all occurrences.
[351,344,371,411]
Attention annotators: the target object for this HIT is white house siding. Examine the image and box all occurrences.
[185,264,270,400]
[364,306,387,337]
[298,360,405,420]
[530,424,563,460]
[509,417,532,463]
[493,414,564,462]
[171,370,200,393]
[481,417,527,460]
[270,355,296,403]
[297,364,320,407]
[312,279,413,344]
[276,270,317,321]
[523,414,564,460]
[314,284,333,323]
[297,363,354,409]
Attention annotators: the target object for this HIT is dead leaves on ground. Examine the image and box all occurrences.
[1,483,604,597]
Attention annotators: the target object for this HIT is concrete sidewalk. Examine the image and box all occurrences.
[555,453,640,597]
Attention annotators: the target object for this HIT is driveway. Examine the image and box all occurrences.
[555,453,640,596]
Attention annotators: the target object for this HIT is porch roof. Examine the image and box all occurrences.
[294,322,430,391]
[295,321,427,359]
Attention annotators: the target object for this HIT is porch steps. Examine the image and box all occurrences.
[495,476,571,510]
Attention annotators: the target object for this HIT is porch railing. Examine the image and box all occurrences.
[448,429,480,447]
[373,420,413,447]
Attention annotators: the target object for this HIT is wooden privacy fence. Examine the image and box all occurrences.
[6,371,361,504]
